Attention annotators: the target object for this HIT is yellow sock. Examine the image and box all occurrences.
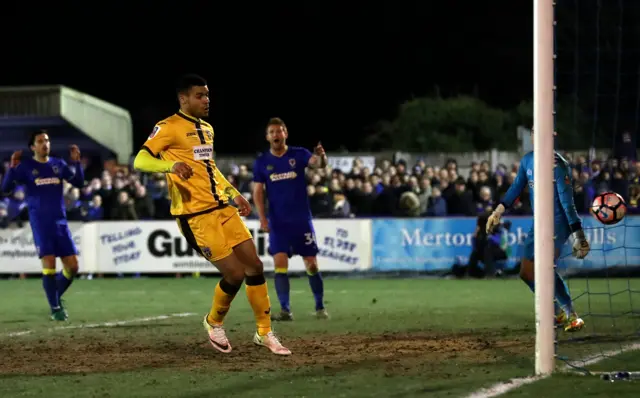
[207,279,241,325]
[245,274,272,336]
[62,267,74,279]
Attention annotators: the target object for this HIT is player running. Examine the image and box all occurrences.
[133,74,290,356]
[486,129,589,332]
[252,117,329,321]
[1,130,84,321]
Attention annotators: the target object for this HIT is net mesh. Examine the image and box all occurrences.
[554,0,640,372]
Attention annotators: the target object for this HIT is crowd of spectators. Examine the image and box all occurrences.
[1,151,639,227]
[0,157,171,228]
[238,154,640,219]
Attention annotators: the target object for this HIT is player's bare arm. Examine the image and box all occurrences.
[252,182,269,231]
[233,194,252,217]
[69,145,81,162]
[171,162,194,180]
[1,150,24,194]
[63,145,86,188]
[10,150,22,168]
[307,142,327,169]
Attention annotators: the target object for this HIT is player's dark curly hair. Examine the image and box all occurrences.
[28,129,48,147]
[266,117,287,131]
[176,74,207,96]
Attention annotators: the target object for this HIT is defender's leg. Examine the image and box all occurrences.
[56,225,80,317]
[266,225,293,320]
[57,225,79,298]
[41,255,65,321]
[34,228,65,321]
[295,225,326,318]
[58,255,78,297]
[272,252,294,321]
[303,256,328,319]
[58,255,78,318]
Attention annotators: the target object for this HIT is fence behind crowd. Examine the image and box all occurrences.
[1,217,639,275]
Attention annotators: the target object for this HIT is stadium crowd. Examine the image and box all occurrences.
[1,153,639,227]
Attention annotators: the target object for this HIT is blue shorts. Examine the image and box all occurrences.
[268,220,319,258]
[522,223,571,261]
[32,223,78,259]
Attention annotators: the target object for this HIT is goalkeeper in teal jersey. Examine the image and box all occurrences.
[486,145,590,332]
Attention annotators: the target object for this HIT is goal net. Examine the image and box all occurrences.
[554,0,640,375]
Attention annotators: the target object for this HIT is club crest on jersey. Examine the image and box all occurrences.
[289,158,296,168]
[200,246,212,259]
[203,129,213,140]
[149,125,161,139]
[32,169,38,176]
[52,166,59,175]
[266,165,274,170]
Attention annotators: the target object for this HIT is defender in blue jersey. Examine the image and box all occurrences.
[1,130,84,321]
[486,137,589,332]
[252,117,329,321]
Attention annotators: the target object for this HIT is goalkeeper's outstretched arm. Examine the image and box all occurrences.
[554,162,582,233]
[499,156,529,211]
[555,157,589,259]
[486,156,528,233]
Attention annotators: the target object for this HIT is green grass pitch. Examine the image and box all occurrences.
[0,277,639,397]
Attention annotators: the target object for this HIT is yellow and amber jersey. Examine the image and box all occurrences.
[141,110,234,217]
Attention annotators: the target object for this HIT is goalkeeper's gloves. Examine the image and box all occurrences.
[572,229,590,259]
[486,204,506,234]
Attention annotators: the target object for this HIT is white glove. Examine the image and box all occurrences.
[572,229,590,259]
[486,204,505,234]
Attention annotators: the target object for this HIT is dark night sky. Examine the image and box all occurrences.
[2,1,618,155]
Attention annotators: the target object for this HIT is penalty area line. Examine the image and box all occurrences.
[3,312,198,338]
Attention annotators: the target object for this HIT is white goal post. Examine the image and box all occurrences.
[533,0,556,376]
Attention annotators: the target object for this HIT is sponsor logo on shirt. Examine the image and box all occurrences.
[34,177,61,186]
[269,171,297,182]
[193,145,213,160]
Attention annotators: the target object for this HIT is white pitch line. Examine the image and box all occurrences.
[3,312,197,338]
[463,376,547,398]
[465,342,640,397]
[561,342,640,368]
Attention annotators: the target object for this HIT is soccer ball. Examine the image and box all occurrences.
[591,192,627,225]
